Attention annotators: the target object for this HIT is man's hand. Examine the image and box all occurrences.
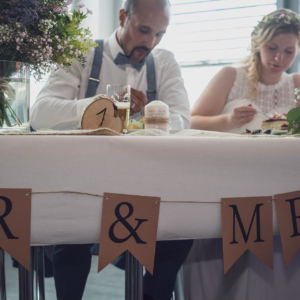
[130,88,148,116]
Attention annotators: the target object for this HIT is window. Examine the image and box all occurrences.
[159,0,277,107]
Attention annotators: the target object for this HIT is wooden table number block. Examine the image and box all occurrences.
[81,95,123,133]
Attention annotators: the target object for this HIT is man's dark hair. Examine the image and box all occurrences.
[123,0,170,19]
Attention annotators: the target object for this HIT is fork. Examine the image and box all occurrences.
[257,110,269,119]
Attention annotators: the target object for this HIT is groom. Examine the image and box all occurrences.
[31,1,193,300]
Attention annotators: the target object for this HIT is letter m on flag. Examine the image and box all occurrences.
[229,204,264,244]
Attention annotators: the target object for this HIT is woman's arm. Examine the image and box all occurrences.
[191,67,257,132]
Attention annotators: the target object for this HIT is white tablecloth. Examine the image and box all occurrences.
[0,134,299,245]
[1,133,300,300]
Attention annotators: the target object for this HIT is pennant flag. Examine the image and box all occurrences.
[275,191,300,267]
[98,193,160,274]
[0,188,31,270]
[222,196,273,274]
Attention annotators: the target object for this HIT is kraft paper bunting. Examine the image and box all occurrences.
[98,193,160,274]
[222,196,273,274]
[275,190,300,267]
[0,188,31,270]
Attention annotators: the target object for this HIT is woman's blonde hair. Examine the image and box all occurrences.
[244,8,300,99]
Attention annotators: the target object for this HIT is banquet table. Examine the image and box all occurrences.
[1,131,300,300]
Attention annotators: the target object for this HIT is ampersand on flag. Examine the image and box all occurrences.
[109,202,148,244]
[98,193,160,275]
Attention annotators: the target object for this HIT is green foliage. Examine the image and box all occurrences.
[286,107,300,134]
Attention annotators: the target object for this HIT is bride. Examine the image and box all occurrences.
[191,8,300,133]
[184,8,300,300]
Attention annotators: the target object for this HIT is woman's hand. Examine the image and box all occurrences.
[229,104,257,128]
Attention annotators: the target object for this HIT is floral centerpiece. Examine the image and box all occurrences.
[0,0,97,129]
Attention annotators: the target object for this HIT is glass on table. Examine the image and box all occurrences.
[106,84,131,133]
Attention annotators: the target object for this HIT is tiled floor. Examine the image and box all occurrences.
[4,251,125,300]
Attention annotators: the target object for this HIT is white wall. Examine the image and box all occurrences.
[79,0,122,39]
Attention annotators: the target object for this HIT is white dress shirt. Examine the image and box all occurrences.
[31,31,191,130]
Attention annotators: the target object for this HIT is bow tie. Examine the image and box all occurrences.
[114,52,145,71]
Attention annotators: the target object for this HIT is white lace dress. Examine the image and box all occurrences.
[220,67,296,133]
[183,68,300,300]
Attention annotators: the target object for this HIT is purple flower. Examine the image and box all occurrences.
[278,13,285,20]
[77,2,85,8]
[86,8,93,15]
[66,0,74,5]
[1,0,44,25]
[53,6,61,13]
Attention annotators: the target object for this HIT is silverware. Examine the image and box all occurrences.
[257,110,269,119]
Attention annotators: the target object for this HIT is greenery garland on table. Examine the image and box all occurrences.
[0,0,97,127]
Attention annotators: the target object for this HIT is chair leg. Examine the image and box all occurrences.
[125,251,143,300]
[18,247,34,300]
[0,248,6,300]
[35,246,45,300]
[172,266,185,300]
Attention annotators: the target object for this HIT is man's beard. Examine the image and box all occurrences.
[127,45,151,60]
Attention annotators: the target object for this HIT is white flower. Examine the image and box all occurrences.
[70,50,73,54]
[57,45,62,49]
[48,39,52,42]
[65,58,69,62]
[69,45,73,49]
[16,46,20,50]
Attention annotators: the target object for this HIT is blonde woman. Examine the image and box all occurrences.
[184,9,300,300]
[191,8,300,133]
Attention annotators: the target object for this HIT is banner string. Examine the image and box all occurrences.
[28,191,279,204]
[28,191,105,199]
